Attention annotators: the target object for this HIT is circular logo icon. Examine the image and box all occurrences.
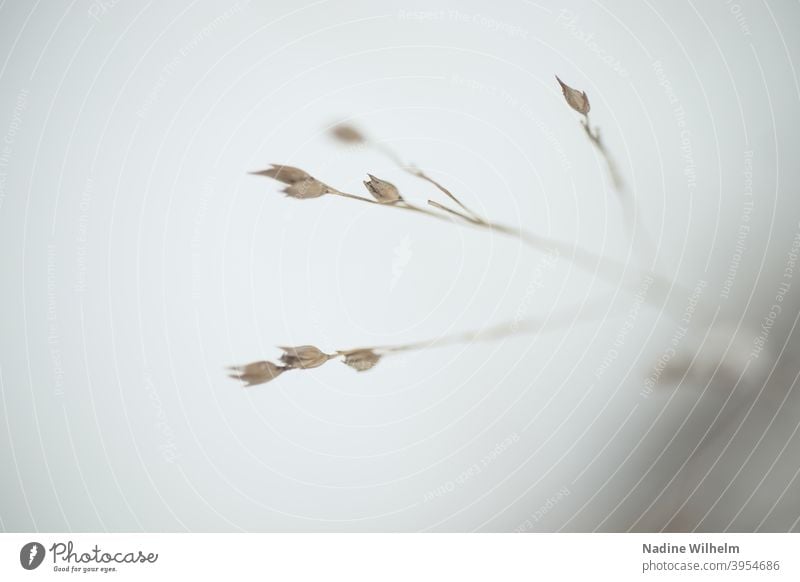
[20,542,45,570]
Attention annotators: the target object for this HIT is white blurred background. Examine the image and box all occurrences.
[0,0,798,531]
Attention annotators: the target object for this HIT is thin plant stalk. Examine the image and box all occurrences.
[328,175,684,315]
[230,302,611,387]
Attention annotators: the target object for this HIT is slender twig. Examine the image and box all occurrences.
[581,115,623,192]
[328,188,378,204]
[335,123,489,225]
[426,200,483,225]
[256,161,686,315]
[373,301,609,354]
[554,76,655,257]
[412,168,487,224]
[236,111,692,390]
[581,115,656,257]
[230,301,610,387]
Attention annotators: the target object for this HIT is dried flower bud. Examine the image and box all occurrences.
[251,164,312,185]
[278,345,332,369]
[555,76,590,115]
[331,124,365,143]
[341,349,381,372]
[283,178,328,199]
[228,361,285,386]
[363,174,402,204]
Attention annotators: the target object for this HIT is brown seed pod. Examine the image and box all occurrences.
[331,124,365,143]
[252,164,313,185]
[278,345,332,369]
[228,361,286,386]
[341,349,382,372]
[283,178,328,199]
[555,76,590,115]
[363,174,402,204]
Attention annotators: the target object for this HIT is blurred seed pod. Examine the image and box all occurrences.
[283,178,328,199]
[228,361,286,386]
[252,164,313,184]
[555,76,590,115]
[331,124,365,143]
[363,174,402,204]
[341,349,382,372]
[278,345,332,369]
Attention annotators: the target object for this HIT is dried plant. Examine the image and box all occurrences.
[555,75,590,116]
[556,75,622,190]
[278,345,333,369]
[251,149,675,294]
[231,76,684,388]
[230,306,606,386]
[363,174,402,204]
[228,360,286,387]
[556,76,654,253]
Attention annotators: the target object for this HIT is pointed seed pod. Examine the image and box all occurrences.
[363,174,402,204]
[228,361,286,386]
[278,345,332,369]
[251,164,313,185]
[555,76,590,115]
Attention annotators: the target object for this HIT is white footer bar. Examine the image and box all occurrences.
[1,533,796,581]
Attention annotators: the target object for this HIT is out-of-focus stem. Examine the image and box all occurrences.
[341,301,609,357]
[328,181,685,317]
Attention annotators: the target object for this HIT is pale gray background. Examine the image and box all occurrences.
[1,0,799,531]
